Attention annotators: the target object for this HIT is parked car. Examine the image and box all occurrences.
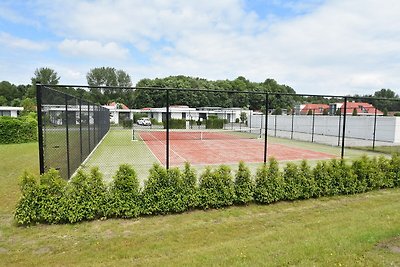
[137,117,152,126]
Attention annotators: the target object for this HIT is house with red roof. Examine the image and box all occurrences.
[333,102,383,115]
[297,103,330,115]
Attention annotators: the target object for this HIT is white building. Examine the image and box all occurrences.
[0,106,23,117]
[103,104,253,125]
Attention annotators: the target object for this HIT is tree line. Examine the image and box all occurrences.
[0,67,399,112]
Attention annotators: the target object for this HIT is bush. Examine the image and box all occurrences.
[328,159,358,195]
[234,161,253,204]
[198,165,235,209]
[37,169,67,223]
[142,164,185,214]
[164,119,186,129]
[122,119,133,128]
[283,162,302,201]
[298,160,316,199]
[107,164,141,218]
[389,154,400,187]
[313,161,331,197]
[65,168,107,223]
[206,117,224,129]
[0,116,37,144]
[254,158,284,204]
[14,172,40,225]
[181,162,198,209]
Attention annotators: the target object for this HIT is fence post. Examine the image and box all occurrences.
[291,108,294,139]
[166,89,170,169]
[65,94,71,178]
[337,108,342,146]
[36,82,45,175]
[311,109,316,143]
[264,93,269,163]
[373,107,377,150]
[88,102,91,152]
[341,98,348,159]
[274,113,277,137]
[79,98,83,162]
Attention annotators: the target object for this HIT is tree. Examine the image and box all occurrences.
[86,67,132,105]
[21,98,36,114]
[323,108,329,115]
[0,96,7,106]
[307,109,313,115]
[352,108,358,116]
[272,107,282,115]
[31,67,60,85]
[240,111,247,124]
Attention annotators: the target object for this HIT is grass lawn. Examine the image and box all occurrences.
[349,145,400,155]
[1,142,400,266]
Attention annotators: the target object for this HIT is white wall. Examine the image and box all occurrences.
[250,114,400,143]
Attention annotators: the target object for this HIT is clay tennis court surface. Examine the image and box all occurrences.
[139,131,335,166]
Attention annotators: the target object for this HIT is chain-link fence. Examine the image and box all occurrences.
[37,83,110,179]
[36,84,400,180]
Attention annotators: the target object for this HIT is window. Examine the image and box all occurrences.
[0,110,11,116]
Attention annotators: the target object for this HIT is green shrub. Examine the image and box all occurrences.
[389,154,400,187]
[313,161,331,197]
[0,116,37,144]
[352,156,387,191]
[37,169,67,223]
[14,172,40,225]
[142,164,185,214]
[198,165,235,209]
[298,160,316,199]
[283,162,302,201]
[122,119,133,128]
[65,168,107,223]
[328,159,358,195]
[206,117,224,129]
[234,161,253,204]
[107,164,141,218]
[254,158,284,204]
[181,162,198,209]
[164,119,186,129]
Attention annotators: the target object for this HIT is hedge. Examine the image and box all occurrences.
[205,116,224,129]
[14,154,400,225]
[0,116,37,144]
[163,119,186,129]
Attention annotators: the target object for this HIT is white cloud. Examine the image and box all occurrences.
[58,39,129,59]
[10,0,400,94]
[0,32,48,51]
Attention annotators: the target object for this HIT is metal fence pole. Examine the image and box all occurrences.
[65,94,71,178]
[166,89,170,169]
[274,113,277,137]
[311,109,316,143]
[264,93,269,163]
[88,102,91,152]
[373,107,377,150]
[36,82,45,174]
[79,98,83,162]
[337,109,342,147]
[291,108,294,139]
[341,98,348,159]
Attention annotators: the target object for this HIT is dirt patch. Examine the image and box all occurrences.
[376,236,400,254]
[33,247,51,255]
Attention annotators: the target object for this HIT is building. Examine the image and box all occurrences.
[103,103,251,125]
[0,106,24,117]
[296,102,382,116]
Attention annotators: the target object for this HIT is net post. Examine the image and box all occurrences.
[132,125,135,141]
[36,82,45,175]
[341,97,348,159]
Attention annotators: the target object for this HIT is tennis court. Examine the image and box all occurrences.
[138,129,335,166]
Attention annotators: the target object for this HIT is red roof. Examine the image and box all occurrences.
[108,102,129,110]
[300,104,329,115]
[340,102,382,115]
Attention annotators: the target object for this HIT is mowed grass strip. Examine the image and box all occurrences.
[1,142,400,266]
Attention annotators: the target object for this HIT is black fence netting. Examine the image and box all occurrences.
[38,84,110,179]
[36,84,400,181]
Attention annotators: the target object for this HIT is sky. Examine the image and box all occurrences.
[0,0,399,95]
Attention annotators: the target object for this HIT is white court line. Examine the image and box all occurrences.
[145,131,187,163]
